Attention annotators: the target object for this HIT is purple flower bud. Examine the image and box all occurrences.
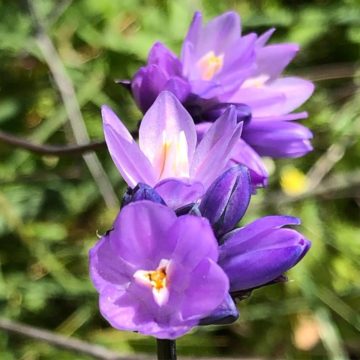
[199,165,252,237]
[219,216,311,292]
[121,183,166,208]
[199,293,239,325]
[203,103,252,124]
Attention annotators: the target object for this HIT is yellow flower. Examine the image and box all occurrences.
[280,166,308,196]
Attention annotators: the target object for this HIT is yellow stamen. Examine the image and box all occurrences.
[148,267,167,291]
[197,51,224,81]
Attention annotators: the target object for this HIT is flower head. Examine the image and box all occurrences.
[89,201,229,339]
[102,91,242,208]
[129,11,314,187]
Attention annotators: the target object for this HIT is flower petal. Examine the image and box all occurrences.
[154,178,205,209]
[131,64,168,113]
[191,106,242,187]
[243,121,313,158]
[199,165,252,236]
[148,42,182,75]
[170,215,219,268]
[219,216,310,290]
[139,91,197,180]
[108,201,178,267]
[89,237,132,292]
[266,77,315,115]
[255,44,299,80]
[199,293,239,325]
[180,258,229,321]
[230,138,269,187]
[102,105,156,187]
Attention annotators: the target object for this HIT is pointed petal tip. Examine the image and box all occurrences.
[101,105,118,126]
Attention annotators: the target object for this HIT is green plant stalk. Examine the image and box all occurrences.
[157,339,177,360]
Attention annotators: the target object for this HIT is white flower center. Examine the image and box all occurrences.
[133,259,170,306]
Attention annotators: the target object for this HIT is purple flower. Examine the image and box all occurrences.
[219,216,311,292]
[183,12,314,185]
[102,91,242,208]
[199,165,252,237]
[132,43,191,113]
[130,11,314,187]
[89,200,229,339]
[200,215,310,325]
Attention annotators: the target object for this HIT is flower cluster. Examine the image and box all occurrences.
[130,11,314,186]
[89,11,312,340]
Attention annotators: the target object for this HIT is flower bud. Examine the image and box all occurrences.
[121,183,166,208]
[199,165,251,237]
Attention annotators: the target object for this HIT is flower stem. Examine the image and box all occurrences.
[156,339,177,360]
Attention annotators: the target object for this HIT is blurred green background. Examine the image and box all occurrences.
[0,0,359,359]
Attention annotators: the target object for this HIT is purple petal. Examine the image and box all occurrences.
[196,12,241,57]
[102,105,156,187]
[180,258,229,321]
[243,121,313,158]
[99,283,196,339]
[217,34,257,96]
[182,12,241,81]
[98,285,150,331]
[255,44,299,80]
[228,86,286,118]
[89,236,132,292]
[199,293,239,325]
[252,112,308,122]
[266,77,315,114]
[170,215,219,268]
[164,76,191,103]
[223,243,310,291]
[189,79,222,99]
[108,201,178,267]
[230,138,269,187]
[191,106,242,187]
[195,122,212,143]
[131,64,167,113]
[219,216,310,290]
[222,215,301,248]
[148,42,182,76]
[139,91,197,180]
[199,165,252,236]
[181,11,202,78]
[255,28,276,47]
[154,178,205,209]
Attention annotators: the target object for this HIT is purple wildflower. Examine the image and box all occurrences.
[130,11,314,186]
[102,91,242,208]
[89,200,229,339]
[219,216,311,292]
[201,216,310,325]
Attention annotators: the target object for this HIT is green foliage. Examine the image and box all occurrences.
[0,0,359,359]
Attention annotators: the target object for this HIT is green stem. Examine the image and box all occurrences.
[156,339,177,360]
